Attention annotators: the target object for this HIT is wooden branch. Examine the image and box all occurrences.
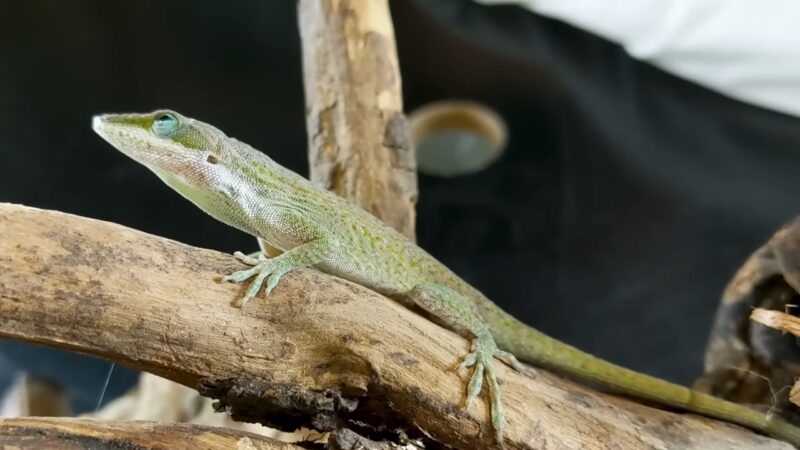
[749,308,800,409]
[298,0,418,239]
[0,203,791,449]
[751,308,800,336]
[697,217,800,411]
[0,417,303,449]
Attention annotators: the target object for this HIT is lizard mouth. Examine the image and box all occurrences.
[92,114,149,161]
[93,114,194,172]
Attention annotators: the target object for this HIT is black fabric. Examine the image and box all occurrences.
[401,0,800,383]
[0,0,797,411]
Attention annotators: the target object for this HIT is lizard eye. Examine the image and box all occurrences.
[152,113,178,137]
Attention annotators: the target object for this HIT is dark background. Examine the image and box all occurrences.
[1,0,798,412]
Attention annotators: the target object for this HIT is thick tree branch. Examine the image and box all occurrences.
[0,203,791,449]
[0,417,303,449]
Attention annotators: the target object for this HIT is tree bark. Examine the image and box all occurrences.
[298,0,417,239]
[0,417,303,450]
[0,203,791,449]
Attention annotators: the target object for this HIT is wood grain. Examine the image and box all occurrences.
[0,417,302,450]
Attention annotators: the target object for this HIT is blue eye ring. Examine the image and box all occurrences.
[152,113,179,137]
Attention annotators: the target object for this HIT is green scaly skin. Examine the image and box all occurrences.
[93,110,800,446]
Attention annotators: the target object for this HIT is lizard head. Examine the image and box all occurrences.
[92,110,241,203]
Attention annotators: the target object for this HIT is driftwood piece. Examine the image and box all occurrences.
[750,309,800,409]
[0,203,793,449]
[0,417,302,450]
[298,0,418,239]
[696,217,800,423]
[751,308,800,337]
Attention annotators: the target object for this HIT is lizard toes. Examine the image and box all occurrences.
[465,360,485,409]
[496,350,533,376]
[264,269,288,295]
[458,351,478,373]
[223,266,260,283]
[233,250,267,266]
[225,260,278,306]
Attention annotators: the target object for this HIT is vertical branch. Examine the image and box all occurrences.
[297,0,417,239]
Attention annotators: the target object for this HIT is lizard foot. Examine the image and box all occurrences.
[222,251,288,305]
[407,283,530,441]
[459,334,509,440]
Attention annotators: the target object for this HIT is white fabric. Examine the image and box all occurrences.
[475,0,800,117]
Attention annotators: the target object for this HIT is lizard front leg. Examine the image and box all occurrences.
[408,284,525,441]
[224,219,334,305]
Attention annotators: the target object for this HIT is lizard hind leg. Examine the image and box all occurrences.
[407,284,512,440]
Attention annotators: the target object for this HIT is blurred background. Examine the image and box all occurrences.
[1,0,799,414]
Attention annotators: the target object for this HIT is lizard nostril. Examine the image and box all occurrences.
[206,154,219,164]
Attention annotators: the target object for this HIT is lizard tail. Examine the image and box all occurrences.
[484,307,800,446]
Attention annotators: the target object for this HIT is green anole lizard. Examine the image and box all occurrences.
[93,110,800,445]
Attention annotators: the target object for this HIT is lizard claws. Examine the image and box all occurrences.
[496,349,535,376]
[232,250,264,265]
[223,251,286,305]
[456,335,534,440]
[458,336,507,437]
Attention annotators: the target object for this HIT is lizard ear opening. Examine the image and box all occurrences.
[206,154,219,165]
